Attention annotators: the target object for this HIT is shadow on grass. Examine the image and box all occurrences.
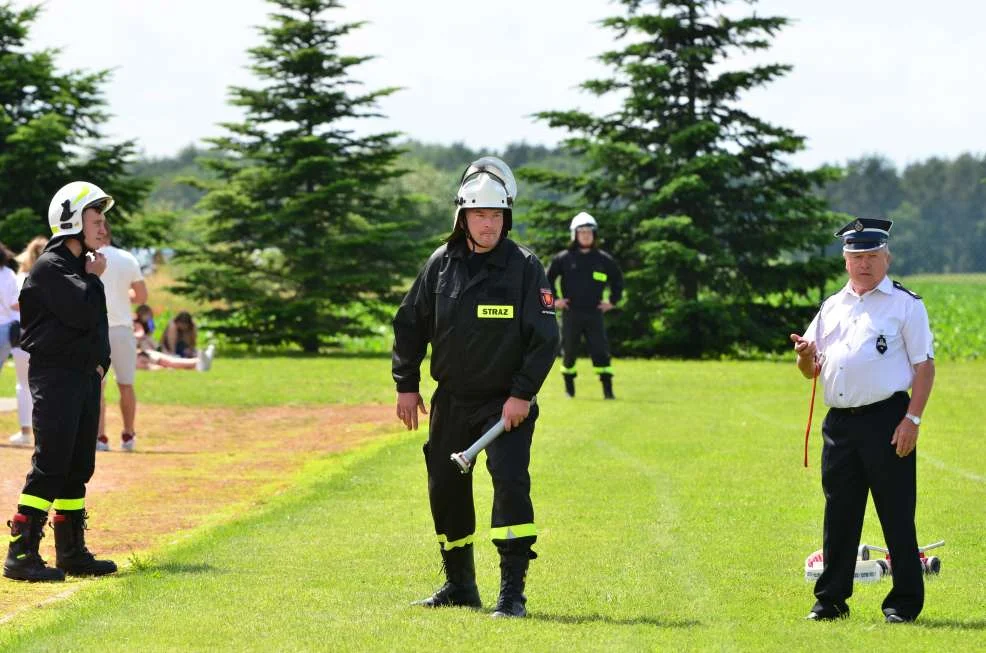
[914,618,986,630]
[529,612,700,628]
[132,562,219,576]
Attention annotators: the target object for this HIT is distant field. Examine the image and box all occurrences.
[0,358,983,651]
[901,274,986,360]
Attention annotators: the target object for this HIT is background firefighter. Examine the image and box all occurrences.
[547,212,624,399]
[392,157,559,618]
[4,181,118,582]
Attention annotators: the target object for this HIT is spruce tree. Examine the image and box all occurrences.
[522,0,842,357]
[177,0,420,352]
[0,3,148,250]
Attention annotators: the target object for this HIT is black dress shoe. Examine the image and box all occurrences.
[885,613,913,624]
[806,606,849,621]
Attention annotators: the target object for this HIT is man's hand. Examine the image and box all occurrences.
[891,418,919,457]
[85,251,107,277]
[598,301,614,313]
[553,297,569,310]
[501,397,531,432]
[789,333,819,379]
[396,392,427,431]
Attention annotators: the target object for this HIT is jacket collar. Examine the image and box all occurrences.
[449,238,510,268]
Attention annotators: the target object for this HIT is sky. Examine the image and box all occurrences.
[12,0,986,169]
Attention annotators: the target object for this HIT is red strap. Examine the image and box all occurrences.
[803,363,819,468]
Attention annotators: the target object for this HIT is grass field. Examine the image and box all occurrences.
[1,354,984,651]
[902,274,986,360]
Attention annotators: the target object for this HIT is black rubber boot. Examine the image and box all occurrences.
[563,375,576,398]
[52,511,117,577]
[413,545,482,608]
[491,551,532,618]
[3,513,65,582]
[600,374,615,400]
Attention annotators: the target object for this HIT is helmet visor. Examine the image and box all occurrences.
[459,156,517,201]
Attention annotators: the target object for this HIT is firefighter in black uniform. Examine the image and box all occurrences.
[392,157,559,618]
[547,212,623,399]
[4,181,118,582]
[791,218,935,623]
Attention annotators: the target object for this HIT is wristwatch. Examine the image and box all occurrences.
[905,413,922,426]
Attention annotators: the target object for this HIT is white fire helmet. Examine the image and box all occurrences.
[570,212,598,240]
[47,181,114,238]
[453,156,517,232]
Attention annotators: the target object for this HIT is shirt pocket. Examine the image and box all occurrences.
[864,316,902,357]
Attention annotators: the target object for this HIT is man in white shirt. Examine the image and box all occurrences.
[790,218,935,624]
[97,225,147,452]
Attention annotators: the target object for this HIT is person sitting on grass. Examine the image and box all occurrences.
[134,305,214,372]
[159,311,199,358]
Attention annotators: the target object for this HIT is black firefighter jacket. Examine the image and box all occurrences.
[18,239,111,374]
[392,238,560,401]
[547,248,623,312]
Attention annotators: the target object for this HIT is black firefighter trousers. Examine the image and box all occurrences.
[561,309,611,373]
[423,385,537,555]
[19,367,101,511]
[814,391,924,619]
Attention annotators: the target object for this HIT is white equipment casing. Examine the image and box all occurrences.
[804,540,944,583]
[804,549,887,583]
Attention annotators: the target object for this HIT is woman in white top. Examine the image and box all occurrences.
[8,237,47,446]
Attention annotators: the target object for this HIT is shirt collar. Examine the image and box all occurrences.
[842,274,893,299]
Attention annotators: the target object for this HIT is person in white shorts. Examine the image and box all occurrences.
[0,243,19,437]
[96,225,147,452]
[8,237,48,446]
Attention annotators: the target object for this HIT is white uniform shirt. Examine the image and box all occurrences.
[98,245,144,328]
[0,266,18,325]
[804,275,934,408]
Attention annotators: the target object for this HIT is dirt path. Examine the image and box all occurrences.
[0,402,395,620]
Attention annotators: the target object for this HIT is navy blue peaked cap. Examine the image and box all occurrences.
[835,218,892,252]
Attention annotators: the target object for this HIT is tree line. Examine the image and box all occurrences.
[3,0,982,356]
[822,154,986,276]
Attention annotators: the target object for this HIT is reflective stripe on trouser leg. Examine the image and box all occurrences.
[594,366,613,376]
[424,386,481,550]
[561,365,576,377]
[52,498,85,511]
[484,403,537,549]
[438,533,475,550]
[489,523,537,540]
[17,494,52,512]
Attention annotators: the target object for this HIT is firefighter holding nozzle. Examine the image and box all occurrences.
[392,157,559,617]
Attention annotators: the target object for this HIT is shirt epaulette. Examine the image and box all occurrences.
[892,280,921,300]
